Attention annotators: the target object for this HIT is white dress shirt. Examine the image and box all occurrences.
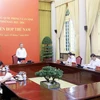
[89,58,100,67]
[16,48,27,58]
[67,55,76,63]
[63,55,76,66]
[0,72,13,83]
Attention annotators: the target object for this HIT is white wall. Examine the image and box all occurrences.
[79,0,86,64]
[51,2,56,62]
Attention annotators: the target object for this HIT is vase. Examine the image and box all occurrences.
[40,81,60,89]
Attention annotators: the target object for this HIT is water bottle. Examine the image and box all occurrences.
[23,73,27,80]
[5,65,9,72]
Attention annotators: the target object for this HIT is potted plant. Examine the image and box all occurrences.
[35,66,63,89]
[41,36,53,62]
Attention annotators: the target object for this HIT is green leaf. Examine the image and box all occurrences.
[35,66,63,82]
[42,37,52,44]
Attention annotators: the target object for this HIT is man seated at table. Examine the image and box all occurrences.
[63,52,76,66]
[84,53,100,69]
[0,61,13,83]
[16,43,27,64]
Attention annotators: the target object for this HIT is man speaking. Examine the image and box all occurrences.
[16,43,27,64]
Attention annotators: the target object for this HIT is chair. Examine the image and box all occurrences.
[12,54,18,64]
[76,56,82,65]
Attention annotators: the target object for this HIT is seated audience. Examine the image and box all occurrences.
[16,43,27,64]
[63,52,76,65]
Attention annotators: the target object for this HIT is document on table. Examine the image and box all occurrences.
[0,76,16,84]
[82,64,96,70]
[0,76,4,81]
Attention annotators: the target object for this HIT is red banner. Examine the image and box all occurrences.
[0,0,39,64]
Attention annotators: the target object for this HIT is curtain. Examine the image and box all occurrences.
[86,0,100,63]
[91,17,98,54]
[56,4,66,60]
[91,7,100,55]
[55,0,73,7]
[68,0,79,56]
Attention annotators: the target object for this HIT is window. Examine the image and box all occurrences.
[65,21,70,51]
[63,9,76,53]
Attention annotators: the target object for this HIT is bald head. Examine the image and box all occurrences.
[19,43,24,49]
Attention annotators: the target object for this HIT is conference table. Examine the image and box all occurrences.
[1,62,100,100]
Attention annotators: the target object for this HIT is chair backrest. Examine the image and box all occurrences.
[76,56,82,65]
[12,54,18,64]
